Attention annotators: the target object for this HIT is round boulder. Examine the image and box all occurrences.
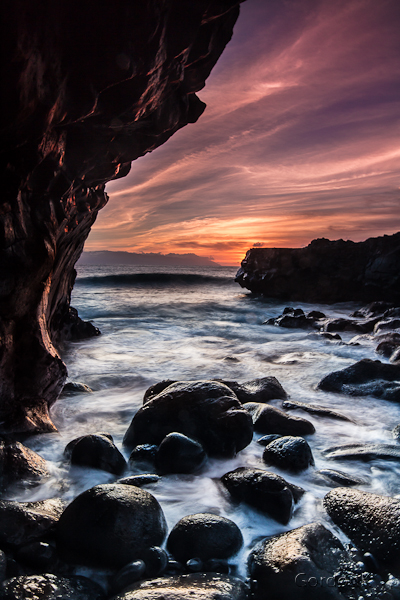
[57,483,167,568]
[167,513,243,563]
[65,433,126,475]
[263,436,314,473]
[243,403,315,436]
[123,381,253,458]
[155,433,206,475]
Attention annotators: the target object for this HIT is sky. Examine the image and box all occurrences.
[86,0,400,266]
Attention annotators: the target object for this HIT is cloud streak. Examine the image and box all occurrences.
[87,0,400,264]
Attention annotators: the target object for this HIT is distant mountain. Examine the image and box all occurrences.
[78,251,220,267]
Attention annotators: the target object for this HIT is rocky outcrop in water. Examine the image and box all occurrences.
[236,233,400,303]
[0,0,242,434]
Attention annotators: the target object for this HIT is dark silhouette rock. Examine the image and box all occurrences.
[221,467,304,524]
[65,433,126,475]
[0,498,65,549]
[155,433,206,475]
[123,381,253,458]
[0,441,49,490]
[314,469,367,487]
[141,546,169,577]
[217,377,288,403]
[109,573,249,600]
[257,434,283,445]
[263,436,314,473]
[56,483,167,568]
[236,233,400,303]
[265,307,322,329]
[282,400,354,422]
[143,380,178,403]
[0,574,105,600]
[324,488,400,568]
[167,513,243,563]
[112,560,146,592]
[128,444,158,468]
[15,541,58,571]
[317,358,400,402]
[1,0,242,434]
[322,442,400,462]
[244,402,315,436]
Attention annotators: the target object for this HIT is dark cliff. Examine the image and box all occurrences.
[235,233,400,303]
[0,0,243,434]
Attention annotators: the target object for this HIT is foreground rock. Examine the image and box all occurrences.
[263,436,314,473]
[0,574,105,600]
[0,498,64,549]
[235,233,400,303]
[109,573,249,600]
[167,513,243,563]
[324,488,400,568]
[244,402,315,436]
[221,467,304,524]
[0,441,49,490]
[57,483,167,568]
[124,381,253,458]
[65,433,126,475]
[318,359,400,401]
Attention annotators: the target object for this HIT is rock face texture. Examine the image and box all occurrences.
[235,233,400,303]
[0,0,242,434]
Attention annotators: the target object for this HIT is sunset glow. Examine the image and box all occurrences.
[86,0,400,265]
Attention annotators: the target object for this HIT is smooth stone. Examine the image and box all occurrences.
[141,546,168,577]
[128,444,158,467]
[112,560,146,591]
[108,573,249,600]
[257,434,283,446]
[221,467,304,525]
[186,557,203,572]
[0,498,65,549]
[167,513,243,563]
[315,469,367,487]
[0,574,105,599]
[124,381,253,458]
[218,377,288,402]
[61,382,93,395]
[282,399,354,422]
[65,433,126,475]
[56,483,167,568]
[322,442,400,462]
[0,441,49,490]
[263,436,314,473]
[324,488,400,567]
[118,474,160,486]
[155,432,206,475]
[248,522,347,600]
[244,402,315,436]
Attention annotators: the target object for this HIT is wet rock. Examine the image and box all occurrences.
[315,469,367,487]
[167,513,243,563]
[57,483,167,568]
[0,441,49,490]
[375,332,400,358]
[374,318,400,334]
[392,425,400,442]
[186,557,203,572]
[155,433,206,475]
[141,546,169,577]
[112,560,146,591]
[248,522,347,600]
[61,382,93,395]
[324,488,400,567]
[244,402,315,436]
[0,498,65,549]
[60,307,101,341]
[263,436,314,473]
[15,541,58,571]
[317,332,342,341]
[118,474,160,487]
[216,377,288,402]
[221,467,304,525]
[0,574,105,599]
[317,358,400,402]
[143,380,178,403]
[109,573,249,600]
[282,400,354,422]
[322,318,365,333]
[128,444,158,468]
[351,302,396,319]
[265,307,318,329]
[124,381,253,458]
[65,433,126,475]
[257,434,283,446]
[322,442,400,462]
[391,347,400,364]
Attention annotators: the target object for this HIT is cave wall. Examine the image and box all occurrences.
[0,0,243,434]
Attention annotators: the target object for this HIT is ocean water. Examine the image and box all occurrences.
[17,265,400,575]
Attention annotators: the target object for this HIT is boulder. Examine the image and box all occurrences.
[267,308,316,329]
[155,433,206,475]
[263,436,314,473]
[56,483,167,568]
[317,359,400,402]
[0,574,105,600]
[0,498,65,549]
[109,573,249,600]
[167,513,243,563]
[217,377,288,403]
[324,488,400,567]
[143,380,177,403]
[65,433,126,475]
[244,403,315,436]
[0,441,49,490]
[221,467,304,524]
[123,381,253,458]
[282,400,353,422]
[128,444,158,468]
[322,442,400,462]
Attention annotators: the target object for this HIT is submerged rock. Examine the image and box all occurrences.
[221,467,304,525]
[124,381,253,458]
[324,488,400,567]
[0,574,105,600]
[282,400,354,422]
[167,513,243,563]
[322,442,400,462]
[0,498,64,549]
[56,483,167,568]
[244,402,315,436]
[263,436,314,473]
[0,441,49,490]
[65,433,126,475]
[109,573,249,600]
[155,433,206,475]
